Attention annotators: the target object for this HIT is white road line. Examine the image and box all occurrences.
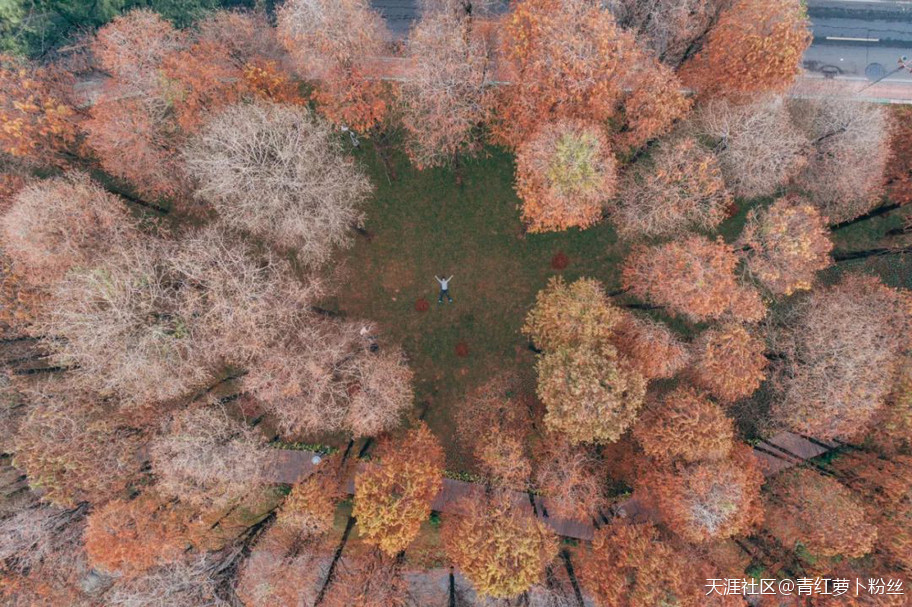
[825,36,881,42]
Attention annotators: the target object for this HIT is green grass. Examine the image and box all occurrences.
[317,140,912,470]
[320,144,628,469]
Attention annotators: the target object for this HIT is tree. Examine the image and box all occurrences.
[689,324,768,403]
[0,172,136,285]
[515,119,617,233]
[277,0,390,133]
[679,0,811,98]
[84,492,194,578]
[640,446,764,543]
[577,523,701,607]
[0,54,78,165]
[617,60,693,149]
[0,501,85,577]
[275,456,347,541]
[104,554,231,607]
[399,8,495,169]
[491,0,647,147]
[236,541,326,607]
[770,274,911,440]
[13,395,145,508]
[870,362,912,456]
[789,97,888,223]
[764,468,877,559]
[247,320,413,438]
[633,387,734,464]
[737,196,833,295]
[86,10,189,202]
[533,437,606,521]
[322,550,409,607]
[522,276,622,351]
[691,96,809,199]
[149,405,269,510]
[42,229,315,404]
[456,375,534,489]
[884,105,912,206]
[160,11,288,133]
[353,422,445,556]
[611,313,690,380]
[609,0,725,67]
[621,236,765,323]
[613,138,731,238]
[183,101,372,263]
[441,496,558,599]
[536,342,646,444]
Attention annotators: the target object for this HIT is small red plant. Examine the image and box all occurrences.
[550,251,569,270]
[415,298,430,312]
[455,341,469,357]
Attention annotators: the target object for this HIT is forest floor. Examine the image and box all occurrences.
[312,139,910,472]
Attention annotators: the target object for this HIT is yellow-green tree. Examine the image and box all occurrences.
[441,496,558,599]
[353,422,444,555]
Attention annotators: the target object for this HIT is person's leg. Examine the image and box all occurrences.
[447,289,453,303]
[438,289,444,303]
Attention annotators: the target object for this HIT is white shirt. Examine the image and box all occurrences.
[436,276,453,289]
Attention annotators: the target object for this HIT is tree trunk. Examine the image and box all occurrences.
[314,515,357,606]
[559,549,586,607]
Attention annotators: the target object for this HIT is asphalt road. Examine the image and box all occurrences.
[371,0,912,85]
[805,0,912,82]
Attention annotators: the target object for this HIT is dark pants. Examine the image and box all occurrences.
[438,289,452,303]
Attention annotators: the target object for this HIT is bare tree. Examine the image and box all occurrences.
[0,503,85,575]
[399,7,495,169]
[771,274,911,440]
[246,319,413,438]
[104,554,230,607]
[788,96,888,223]
[183,101,372,264]
[149,405,270,510]
[0,173,136,286]
[691,96,809,199]
[42,229,317,404]
[609,0,725,66]
[613,138,731,239]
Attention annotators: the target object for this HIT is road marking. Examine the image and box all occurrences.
[825,36,881,42]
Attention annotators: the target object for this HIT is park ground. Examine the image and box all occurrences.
[306,138,912,473]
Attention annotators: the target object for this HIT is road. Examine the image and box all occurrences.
[371,0,912,99]
[804,0,912,84]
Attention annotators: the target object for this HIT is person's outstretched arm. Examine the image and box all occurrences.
[447,275,453,282]
[434,275,441,283]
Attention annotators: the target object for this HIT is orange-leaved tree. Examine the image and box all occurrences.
[514,119,617,233]
[764,467,877,559]
[399,8,495,169]
[441,496,558,599]
[737,196,833,295]
[688,323,768,403]
[577,523,702,607]
[84,492,195,578]
[277,0,390,133]
[633,386,735,464]
[533,436,606,521]
[639,445,765,543]
[622,236,765,323]
[353,422,445,556]
[679,0,811,99]
[611,313,690,380]
[0,54,78,165]
[492,0,645,147]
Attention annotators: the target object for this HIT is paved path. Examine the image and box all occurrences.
[266,431,839,542]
